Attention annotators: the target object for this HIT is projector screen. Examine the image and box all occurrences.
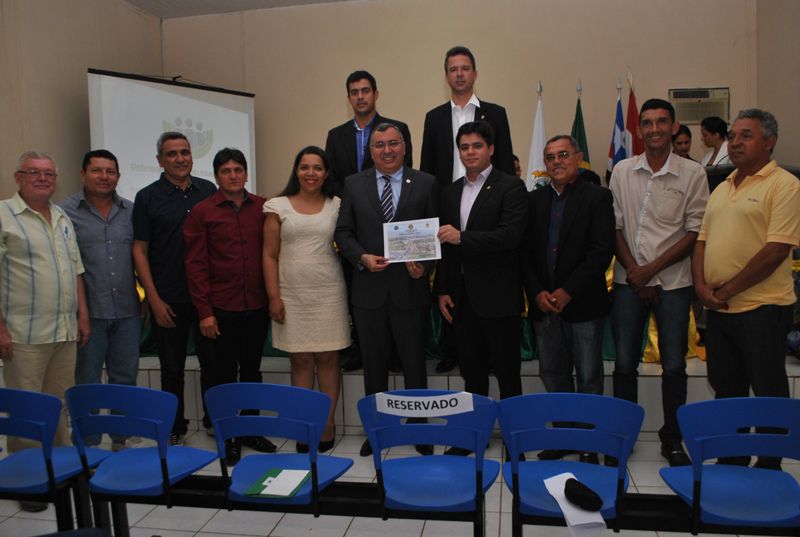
[87,69,256,200]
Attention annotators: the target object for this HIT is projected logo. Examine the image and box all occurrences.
[162,118,214,159]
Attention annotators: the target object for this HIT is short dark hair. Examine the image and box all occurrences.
[345,70,377,93]
[279,146,334,198]
[700,116,728,139]
[672,124,692,142]
[640,98,675,123]
[456,120,494,147]
[369,122,404,145]
[156,131,189,155]
[735,108,778,139]
[213,148,247,176]
[81,149,119,173]
[545,135,580,153]
[444,46,476,72]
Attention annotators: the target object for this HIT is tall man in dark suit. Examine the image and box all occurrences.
[421,46,516,373]
[335,123,437,457]
[522,135,615,464]
[436,121,527,454]
[326,70,413,372]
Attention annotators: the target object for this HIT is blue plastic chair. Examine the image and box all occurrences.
[204,383,353,515]
[0,387,111,530]
[498,393,644,537]
[358,389,499,537]
[660,397,800,533]
[66,384,217,534]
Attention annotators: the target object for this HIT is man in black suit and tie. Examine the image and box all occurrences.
[522,135,615,464]
[335,123,437,457]
[421,46,516,373]
[326,70,413,372]
[436,121,527,452]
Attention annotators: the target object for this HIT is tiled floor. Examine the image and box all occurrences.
[3,429,796,537]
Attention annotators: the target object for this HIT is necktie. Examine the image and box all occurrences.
[380,175,394,222]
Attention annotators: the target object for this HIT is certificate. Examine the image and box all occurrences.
[383,217,441,262]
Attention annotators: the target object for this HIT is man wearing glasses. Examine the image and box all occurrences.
[335,123,437,458]
[522,135,615,464]
[0,152,90,511]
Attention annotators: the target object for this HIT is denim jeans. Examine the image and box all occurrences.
[612,284,692,442]
[75,316,142,445]
[533,315,604,395]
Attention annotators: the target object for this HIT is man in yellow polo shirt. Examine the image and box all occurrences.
[692,109,800,469]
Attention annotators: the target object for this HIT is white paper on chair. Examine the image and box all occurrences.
[544,472,607,537]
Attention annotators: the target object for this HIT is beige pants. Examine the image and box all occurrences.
[3,341,76,452]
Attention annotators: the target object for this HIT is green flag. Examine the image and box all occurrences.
[571,97,591,169]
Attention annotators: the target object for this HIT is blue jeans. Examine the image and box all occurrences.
[75,316,141,445]
[611,284,691,442]
[533,315,604,395]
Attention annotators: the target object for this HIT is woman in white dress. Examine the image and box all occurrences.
[263,146,350,453]
[700,116,730,166]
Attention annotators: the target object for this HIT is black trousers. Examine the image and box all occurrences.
[212,307,268,385]
[153,302,215,434]
[454,282,522,399]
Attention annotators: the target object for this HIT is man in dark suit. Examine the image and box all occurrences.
[522,135,615,464]
[335,123,437,457]
[436,121,527,450]
[421,46,516,373]
[326,70,412,197]
[326,70,413,372]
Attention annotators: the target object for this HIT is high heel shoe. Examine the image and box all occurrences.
[318,426,336,453]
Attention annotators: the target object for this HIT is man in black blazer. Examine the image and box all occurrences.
[326,70,412,197]
[522,136,615,462]
[421,46,516,374]
[436,121,527,426]
[325,70,413,371]
[335,123,437,457]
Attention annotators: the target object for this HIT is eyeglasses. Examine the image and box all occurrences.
[543,151,576,163]
[372,140,403,150]
[16,169,57,180]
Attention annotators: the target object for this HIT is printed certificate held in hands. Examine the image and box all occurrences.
[383,217,441,262]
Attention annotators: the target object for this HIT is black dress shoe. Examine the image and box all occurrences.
[359,439,373,457]
[296,441,309,453]
[537,449,578,460]
[435,355,458,373]
[443,446,473,456]
[579,452,600,464]
[604,455,619,467]
[319,436,335,453]
[225,439,242,466]
[19,501,48,513]
[340,353,363,372]
[415,444,433,456]
[753,457,782,471]
[661,442,690,467]
[241,436,277,453]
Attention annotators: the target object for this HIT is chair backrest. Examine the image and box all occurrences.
[498,393,644,476]
[0,387,60,455]
[204,383,330,461]
[66,384,177,459]
[678,397,800,475]
[358,390,497,468]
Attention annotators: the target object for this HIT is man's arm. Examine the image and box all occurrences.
[692,240,728,310]
[714,242,794,302]
[76,274,90,348]
[625,231,698,290]
[399,121,414,169]
[132,240,175,328]
[324,129,342,196]
[419,110,436,175]
[491,106,516,176]
[460,178,528,256]
[182,211,217,338]
[334,178,387,271]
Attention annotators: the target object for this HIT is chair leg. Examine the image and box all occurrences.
[72,475,93,528]
[54,489,75,531]
[111,501,131,537]
[92,498,112,531]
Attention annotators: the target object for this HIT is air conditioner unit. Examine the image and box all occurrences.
[669,87,729,125]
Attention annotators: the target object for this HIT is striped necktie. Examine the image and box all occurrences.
[380,175,394,222]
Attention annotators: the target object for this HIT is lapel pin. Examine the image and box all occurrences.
[405,179,411,183]
[486,185,492,190]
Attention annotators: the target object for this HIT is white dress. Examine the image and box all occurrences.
[263,196,350,353]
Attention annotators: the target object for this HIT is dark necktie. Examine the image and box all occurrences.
[380,175,394,222]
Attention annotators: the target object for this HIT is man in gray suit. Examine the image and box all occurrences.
[335,123,438,457]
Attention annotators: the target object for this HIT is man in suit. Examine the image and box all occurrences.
[436,121,527,456]
[335,122,437,457]
[522,135,615,464]
[325,70,413,372]
[421,46,516,374]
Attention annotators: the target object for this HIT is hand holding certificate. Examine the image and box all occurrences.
[382,217,441,262]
